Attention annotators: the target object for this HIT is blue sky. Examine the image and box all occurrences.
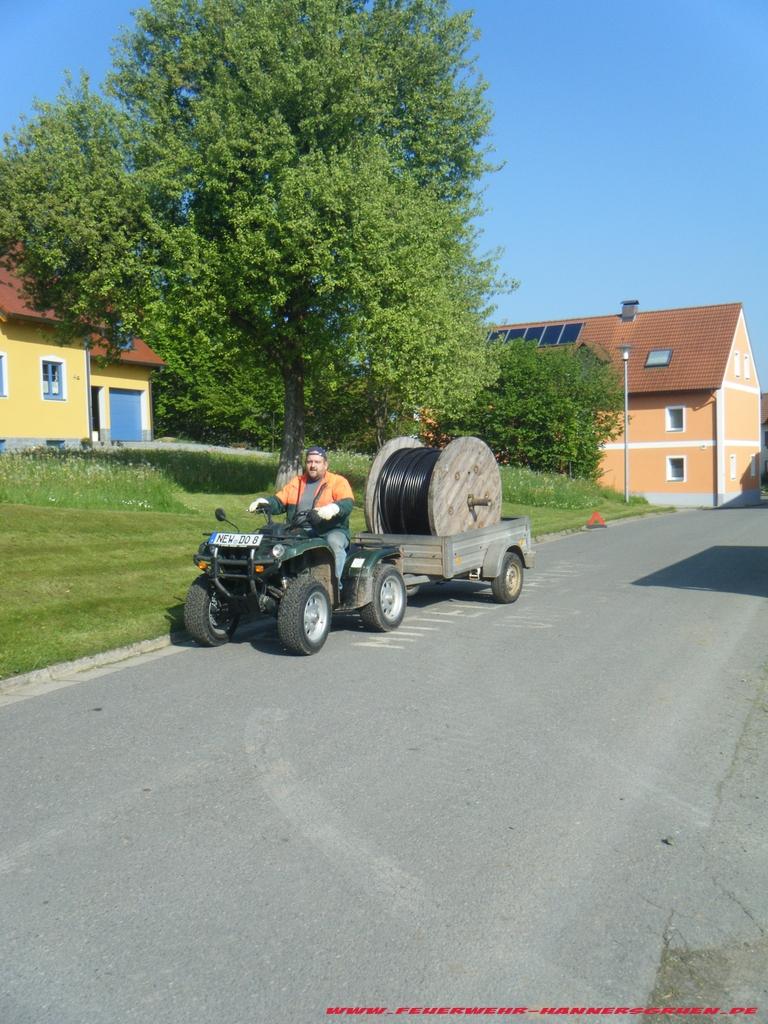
[2,0,767,381]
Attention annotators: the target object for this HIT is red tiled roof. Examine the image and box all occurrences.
[0,265,57,321]
[88,336,165,368]
[0,265,164,368]
[496,303,743,394]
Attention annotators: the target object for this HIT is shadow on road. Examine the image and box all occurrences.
[226,579,501,657]
[633,546,768,597]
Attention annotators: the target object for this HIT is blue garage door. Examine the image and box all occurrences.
[109,388,143,441]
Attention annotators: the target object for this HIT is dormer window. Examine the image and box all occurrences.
[645,349,672,367]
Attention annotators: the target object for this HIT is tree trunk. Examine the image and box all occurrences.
[276,354,305,488]
[374,398,389,451]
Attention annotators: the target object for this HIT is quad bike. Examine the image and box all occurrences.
[184,507,407,655]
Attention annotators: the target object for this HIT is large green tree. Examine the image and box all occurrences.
[431,339,625,479]
[0,0,506,481]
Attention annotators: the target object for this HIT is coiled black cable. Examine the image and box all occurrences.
[376,446,441,534]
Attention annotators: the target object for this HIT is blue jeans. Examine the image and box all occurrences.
[319,528,349,589]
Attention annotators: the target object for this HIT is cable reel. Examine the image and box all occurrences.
[364,436,502,536]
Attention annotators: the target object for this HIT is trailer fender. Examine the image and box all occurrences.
[482,541,533,578]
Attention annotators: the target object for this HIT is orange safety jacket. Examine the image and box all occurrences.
[267,470,355,537]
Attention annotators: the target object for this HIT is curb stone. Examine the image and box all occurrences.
[0,634,182,697]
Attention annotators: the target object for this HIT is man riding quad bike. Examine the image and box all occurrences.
[183,505,407,656]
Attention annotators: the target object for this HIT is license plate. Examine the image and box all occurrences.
[209,532,263,547]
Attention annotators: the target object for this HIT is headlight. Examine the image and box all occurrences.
[271,543,286,558]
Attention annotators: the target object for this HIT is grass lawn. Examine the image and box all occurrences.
[0,450,672,680]
[1,504,201,679]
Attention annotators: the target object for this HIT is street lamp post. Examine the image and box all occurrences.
[620,345,632,502]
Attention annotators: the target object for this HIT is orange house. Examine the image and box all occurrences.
[493,300,762,507]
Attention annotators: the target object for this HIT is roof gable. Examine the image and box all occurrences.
[496,303,743,394]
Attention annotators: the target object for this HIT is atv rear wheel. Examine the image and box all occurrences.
[184,576,239,646]
[277,578,332,655]
[359,563,407,632]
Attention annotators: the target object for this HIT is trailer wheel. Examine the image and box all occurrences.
[184,576,239,646]
[491,550,524,604]
[277,578,332,655]
[360,563,407,632]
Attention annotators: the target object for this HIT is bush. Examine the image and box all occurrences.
[429,340,624,479]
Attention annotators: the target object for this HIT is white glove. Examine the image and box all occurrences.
[248,497,270,513]
[314,502,340,521]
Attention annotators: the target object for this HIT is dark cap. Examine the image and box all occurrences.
[305,445,328,459]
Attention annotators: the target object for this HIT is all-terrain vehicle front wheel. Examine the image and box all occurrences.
[359,563,407,632]
[277,577,332,655]
[184,576,240,646]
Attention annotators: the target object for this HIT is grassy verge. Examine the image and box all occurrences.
[0,448,670,679]
[1,504,200,679]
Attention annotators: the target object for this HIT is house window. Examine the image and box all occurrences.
[751,455,757,477]
[744,354,750,379]
[764,430,768,448]
[42,359,66,400]
[46,440,65,450]
[667,457,686,482]
[665,406,684,432]
[645,349,672,367]
[0,352,7,397]
[729,454,737,480]
[0,440,5,453]
[734,352,740,378]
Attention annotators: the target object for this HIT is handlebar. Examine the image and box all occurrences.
[250,506,315,533]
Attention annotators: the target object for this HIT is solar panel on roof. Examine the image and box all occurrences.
[491,323,585,347]
[558,322,583,344]
[539,324,564,346]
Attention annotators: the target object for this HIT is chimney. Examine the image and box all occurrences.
[620,299,639,322]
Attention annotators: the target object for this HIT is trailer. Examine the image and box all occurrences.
[353,516,535,604]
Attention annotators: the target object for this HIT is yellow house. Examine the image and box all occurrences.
[0,267,164,450]
[493,300,762,507]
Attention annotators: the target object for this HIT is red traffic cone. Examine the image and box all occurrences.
[586,511,607,529]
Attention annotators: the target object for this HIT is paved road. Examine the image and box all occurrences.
[2,508,768,1024]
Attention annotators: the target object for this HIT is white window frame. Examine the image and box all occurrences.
[734,351,740,378]
[0,351,7,397]
[744,353,750,380]
[750,454,757,477]
[729,453,737,481]
[666,456,686,482]
[665,405,685,432]
[41,356,67,401]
